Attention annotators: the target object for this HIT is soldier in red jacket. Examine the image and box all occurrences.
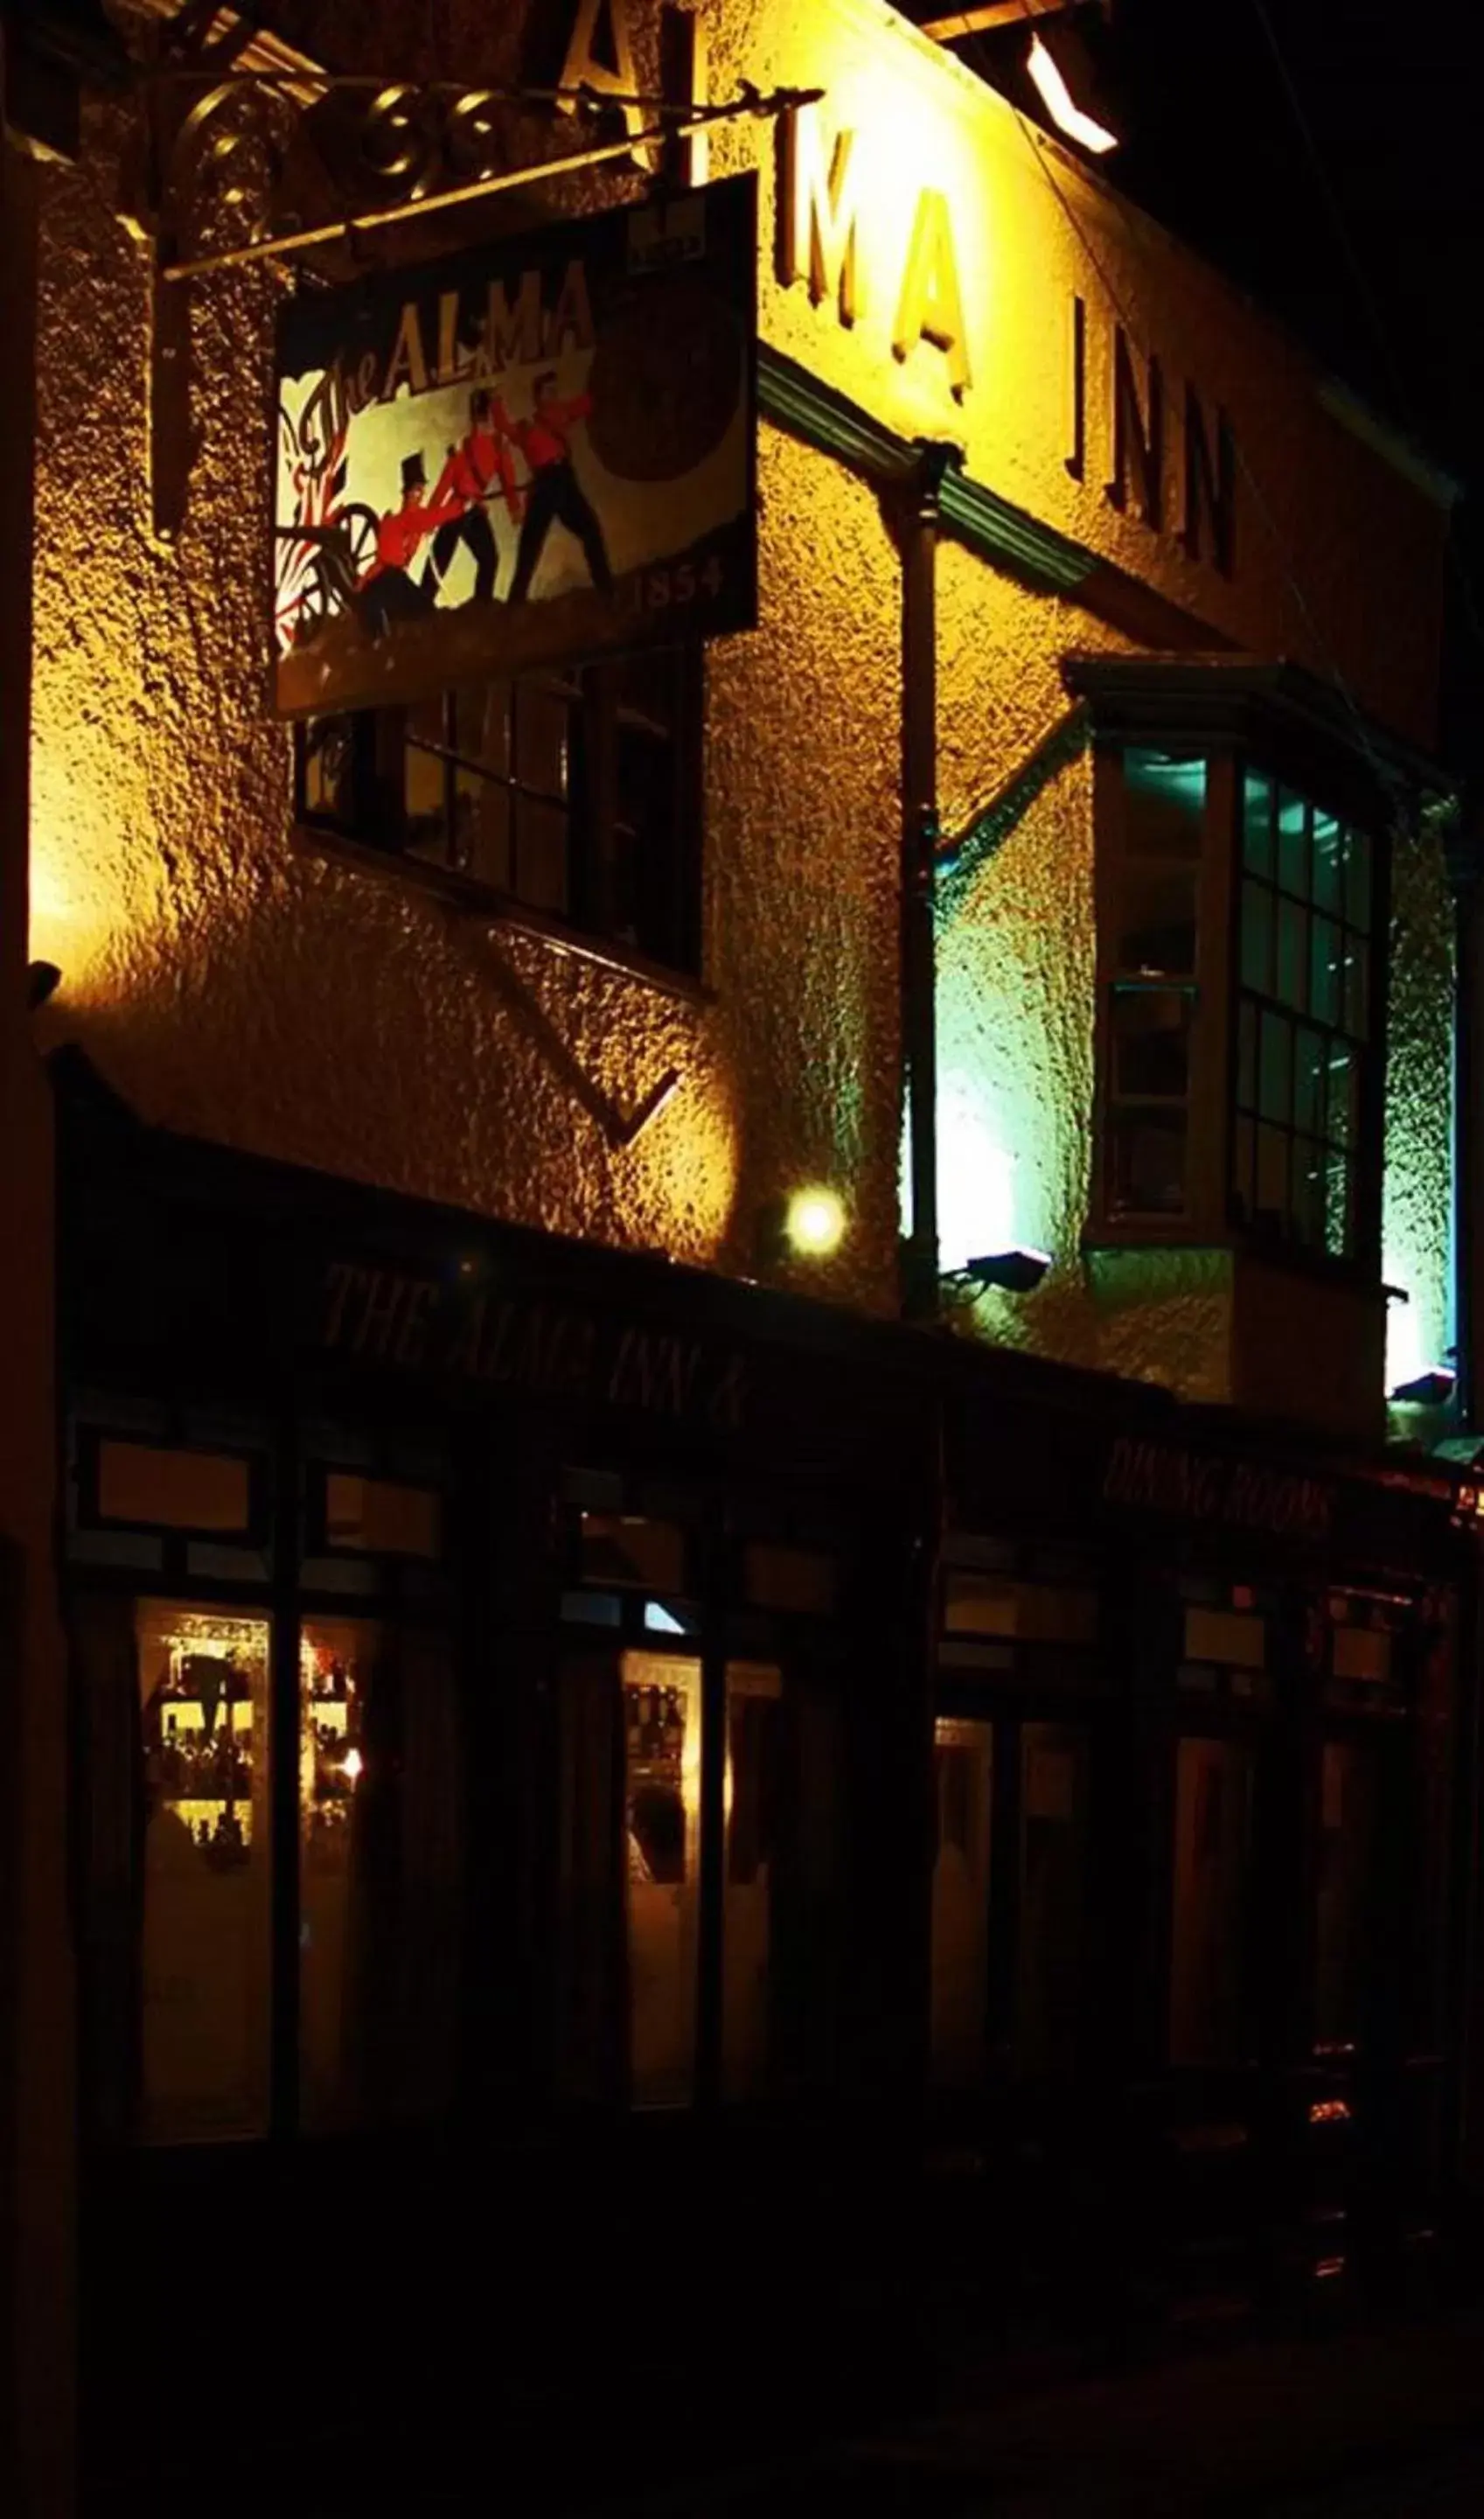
[506,371,614,605]
[422,387,524,606]
[358,452,463,638]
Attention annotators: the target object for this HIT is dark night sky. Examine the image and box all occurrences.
[912,0,1484,776]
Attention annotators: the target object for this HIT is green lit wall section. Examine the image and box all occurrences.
[1383,816,1455,1405]
[930,748,1095,1336]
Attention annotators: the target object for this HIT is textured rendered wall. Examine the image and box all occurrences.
[28,0,1450,1399]
[1383,813,1456,1413]
[29,74,902,1315]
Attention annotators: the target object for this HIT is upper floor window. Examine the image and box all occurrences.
[1088,699,1386,1270]
[296,645,701,975]
[1234,771,1372,1257]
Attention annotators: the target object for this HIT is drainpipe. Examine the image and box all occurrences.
[900,441,959,1324]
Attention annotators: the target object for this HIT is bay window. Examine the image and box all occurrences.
[1073,659,1392,1273]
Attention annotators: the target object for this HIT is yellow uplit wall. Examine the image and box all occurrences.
[25,0,1451,1383]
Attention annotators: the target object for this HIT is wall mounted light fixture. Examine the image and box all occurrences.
[1390,1364,1456,1406]
[946,1246,1053,1294]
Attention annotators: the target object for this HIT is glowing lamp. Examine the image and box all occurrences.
[1390,1364,1456,1406]
[784,1186,847,1259]
[1026,30,1119,154]
[340,1747,364,1783]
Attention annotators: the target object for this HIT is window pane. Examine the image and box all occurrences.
[944,1571,1097,1643]
[582,1514,685,1594]
[931,1717,993,2090]
[723,1664,784,2103]
[451,769,511,888]
[403,739,444,852]
[1018,1722,1090,2077]
[1113,988,1191,1096]
[514,794,569,915]
[136,1603,270,2141]
[624,1653,702,2107]
[742,1544,835,1615]
[1110,1110,1187,1216]
[1242,770,1274,877]
[98,1441,250,1534]
[1184,1606,1265,1668]
[300,1620,460,2130]
[1327,1043,1357,1146]
[1118,864,1197,977]
[1278,788,1309,898]
[299,1619,367,2130]
[1258,1008,1292,1124]
[1124,748,1206,856]
[1310,916,1341,1025]
[1241,880,1273,994]
[1316,1741,1381,2045]
[303,717,356,824]
[452,680,510,779]
[1276,895,1307,1012]
[1292,1139,1325,1247]
[616,645,681,734]
[324,1472,440,1559]
[1342,936,1369,1039]
[514,678,572,799]
[1237,998,1257,1112]
[1170,1737,1254,2067]
[1334,1626,1392,1683]
[1312,809,1343,912]
[1256,1121,1289,1229]
[1325,1149,1354,1258]
[1344,827,1372,932]
[1293,1027,1325,1136]
[1230,1116,1254,1222]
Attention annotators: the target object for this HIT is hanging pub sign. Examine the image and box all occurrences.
[272,174,757,719]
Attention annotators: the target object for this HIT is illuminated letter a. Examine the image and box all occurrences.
[559,0,651,168]
[892,188,971,399]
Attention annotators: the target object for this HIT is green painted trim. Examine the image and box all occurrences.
[757,344,917,484]
[934,702,1090,925]
[937,464,1090,594]
[757,343,1096,596]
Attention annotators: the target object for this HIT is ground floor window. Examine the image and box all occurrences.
[557,1643,840,2112]
[137,1601,271,2143]
[299,1615,460,2132]
[1169,1734,1256,2067]
[930,1717,993,2090]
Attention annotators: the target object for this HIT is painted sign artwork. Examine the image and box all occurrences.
[273,176,756,718]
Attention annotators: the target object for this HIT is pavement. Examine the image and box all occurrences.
[84,2293,1484,2516]
[578,2311,1484,2519]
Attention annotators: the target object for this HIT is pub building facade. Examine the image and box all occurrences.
[3,0,1482,2505]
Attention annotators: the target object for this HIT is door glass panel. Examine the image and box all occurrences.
[299,1619,368,2130]
[1170,1737,1255,2066]
[299,1617,461,2130]
[722,1662,783,2103]
[623,1651,702,2108]
[1017,1722,1090,2078]
[136,1603,271,2141]
[931,1718,993,2090]
[1316,1741,1381,2046]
